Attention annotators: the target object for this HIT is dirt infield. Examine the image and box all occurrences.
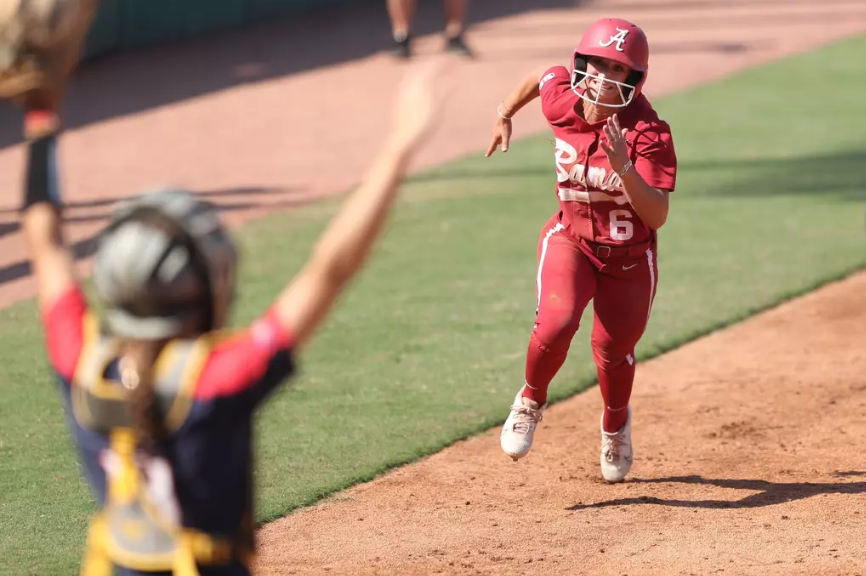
[1,0,865,574]
[255,269,866,576]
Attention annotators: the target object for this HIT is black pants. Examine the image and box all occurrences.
[113,561,250,576]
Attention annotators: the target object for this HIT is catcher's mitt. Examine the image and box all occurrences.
[0,0,98,110]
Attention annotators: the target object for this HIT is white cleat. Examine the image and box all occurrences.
[600,405,633,483]
[500,386,547,461]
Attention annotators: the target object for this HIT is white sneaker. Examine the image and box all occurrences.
[599,406,633,483]
[500,386,547,461]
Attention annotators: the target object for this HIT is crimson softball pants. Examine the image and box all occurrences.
[523,213,659,431]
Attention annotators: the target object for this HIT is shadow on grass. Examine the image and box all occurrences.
[408,150,866,203]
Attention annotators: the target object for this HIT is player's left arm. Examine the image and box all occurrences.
[619,179,670,231]
[20,110,81,316]
[601,114,677,230]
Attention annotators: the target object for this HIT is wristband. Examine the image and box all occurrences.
[497,104,512,120]
[22,131,62,211]
[24,110,60,141]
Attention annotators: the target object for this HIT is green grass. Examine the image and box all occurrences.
[2,33,866,575]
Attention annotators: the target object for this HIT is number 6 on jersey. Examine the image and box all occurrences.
[609,209,634,241]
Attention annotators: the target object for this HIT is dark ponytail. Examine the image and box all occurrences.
[120,340,169,454]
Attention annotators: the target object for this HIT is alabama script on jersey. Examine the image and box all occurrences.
[539,65,678,246]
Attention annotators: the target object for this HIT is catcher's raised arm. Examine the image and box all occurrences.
[0,0,97,114]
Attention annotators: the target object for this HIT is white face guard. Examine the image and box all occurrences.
[570,68,637,109]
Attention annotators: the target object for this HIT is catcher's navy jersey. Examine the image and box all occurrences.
[43,287,296,575]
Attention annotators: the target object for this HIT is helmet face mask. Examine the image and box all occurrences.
[571,55,641,109]
[570,18,649,109]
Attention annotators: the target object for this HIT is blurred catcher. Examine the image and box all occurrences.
[17,63,448,575]
[0,0,97,111]
[6,0,452,573]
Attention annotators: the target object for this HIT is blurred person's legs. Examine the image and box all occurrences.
[443,0,473,57]
[386,0,474,59]
[387,0,414,58]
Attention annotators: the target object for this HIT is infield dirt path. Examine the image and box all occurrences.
[1,0,865,574]
[257,269,866,576]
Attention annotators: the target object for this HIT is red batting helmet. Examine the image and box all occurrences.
[571,18,649,108]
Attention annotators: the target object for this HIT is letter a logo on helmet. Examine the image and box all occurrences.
[599,28,629,52]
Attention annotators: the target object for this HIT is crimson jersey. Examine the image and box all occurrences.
[539,65,678,246]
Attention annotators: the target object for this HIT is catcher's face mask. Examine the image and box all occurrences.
[93,189,238,340]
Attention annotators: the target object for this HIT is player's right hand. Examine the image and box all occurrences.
[485,115,512,157]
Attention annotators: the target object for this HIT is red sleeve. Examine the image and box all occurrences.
[41,286,88,382]
[194,308,295,402]
[539,66,574,125]
[632,121,678,191]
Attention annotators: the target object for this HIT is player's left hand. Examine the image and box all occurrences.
[600,114,629,174]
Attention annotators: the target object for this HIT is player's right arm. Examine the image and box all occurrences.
[271,58,449,351]
[18,110,90,382]
[485,64,557,157]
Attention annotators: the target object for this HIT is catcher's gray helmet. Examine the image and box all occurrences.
[92,189,238,340]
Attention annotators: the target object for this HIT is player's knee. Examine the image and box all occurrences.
[534,309,581,349]
[591,337,634,369]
